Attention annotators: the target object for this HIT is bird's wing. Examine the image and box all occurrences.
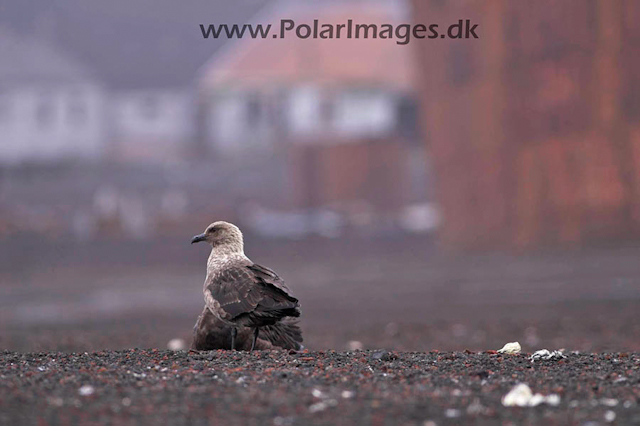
[206,264,299,321]
[246,263,298,300]
[206,266,264,319]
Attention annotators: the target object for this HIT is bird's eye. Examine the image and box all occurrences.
[208,227,217,234]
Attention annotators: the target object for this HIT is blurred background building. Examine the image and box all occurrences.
[0,28,105,165]
[109,88,193,163]
[198,1,430,236]
[0,0,436,241]
[3,0,640,247]
[413,0,640,250]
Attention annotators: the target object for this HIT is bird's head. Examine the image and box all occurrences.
[191,221,244,252]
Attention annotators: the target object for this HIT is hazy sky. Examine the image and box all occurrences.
[0,0,271,88]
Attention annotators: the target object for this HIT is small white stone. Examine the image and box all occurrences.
[600,398,619,407]
[604,410,616,422]
[444,409,461,418]
[341,390,355,399]
[530,349,566,362]
[502,383,560,407]
[502,383,533,407]
[545,394,561,406]
[528,394,545,407]
[309,402,328,413]
[529,393,560,407]
[78,385,95,396]
[346,340,364,351]
[497,342,521,354]
[167,338,186,351]
[122,397,132,406]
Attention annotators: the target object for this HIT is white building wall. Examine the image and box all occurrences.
[113,90,192,140]
[207,89,274,156]
[205,86,400,154]
[333,90,396,137]
[0,83,105,164]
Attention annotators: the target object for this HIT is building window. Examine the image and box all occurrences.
[36,93,54,129]
[210,93,246,149]
[139,95,159,121]
[67,93,87,125]
[320,97,334,126]
[246,94,262,126]
[397,97,419,141]
[333,89,395,137]
[287,86,321,135]
[0,93,11,124]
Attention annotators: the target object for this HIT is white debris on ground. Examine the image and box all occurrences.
[346,340,364,351]
[78,385,95,396]
[167,338,186,351]
[604,410,617,422]
[530,349,566,362]
[501,383,561,407]
[444,408,461,418]
[599,398,619,407]
[309,388,338,413]
[341,390,355,399]
[497,342,522,354]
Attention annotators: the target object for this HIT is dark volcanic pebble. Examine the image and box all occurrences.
[1,350,639,425]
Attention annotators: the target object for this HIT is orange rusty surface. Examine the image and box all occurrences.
[412,0,640,250]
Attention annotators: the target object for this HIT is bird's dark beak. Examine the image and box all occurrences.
[191,233,207,244]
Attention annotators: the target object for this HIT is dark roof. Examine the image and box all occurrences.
[0,0,268,89]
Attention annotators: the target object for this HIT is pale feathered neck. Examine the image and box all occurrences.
[210,241,245,258]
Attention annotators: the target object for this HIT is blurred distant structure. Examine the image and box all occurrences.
[0,0,439,241]
[109,89,194,163]
[198,1,429,233]
[0,28,105,165]
[412,1,640,249]
[0,0,265,166]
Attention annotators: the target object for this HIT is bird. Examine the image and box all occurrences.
[191,221,301,351]
[191,306,303,351]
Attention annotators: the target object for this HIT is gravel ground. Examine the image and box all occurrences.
[1,349,639,426]
[2,239,640,424]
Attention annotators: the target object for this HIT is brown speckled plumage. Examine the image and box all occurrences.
[191,221,301,350]
[191,306,303,351]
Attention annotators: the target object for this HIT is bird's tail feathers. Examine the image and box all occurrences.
[261,318,304,350]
